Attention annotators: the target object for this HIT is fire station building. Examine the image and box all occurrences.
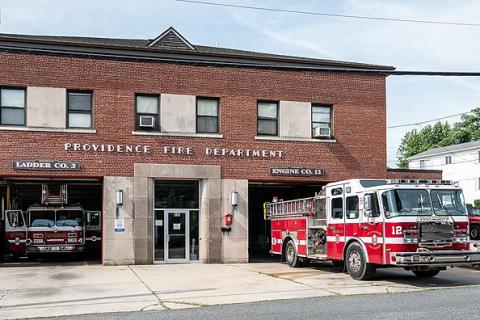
[0,27,440,265]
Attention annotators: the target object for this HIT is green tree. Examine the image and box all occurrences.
[396,108,480,168]
[397,122,452,168]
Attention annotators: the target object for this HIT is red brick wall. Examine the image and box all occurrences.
[387,169,442,180]
[0,51,387,183]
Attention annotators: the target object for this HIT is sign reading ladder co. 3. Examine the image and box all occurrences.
[12,160,81,171]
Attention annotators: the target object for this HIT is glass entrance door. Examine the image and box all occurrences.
[166,210,187,261]
[153,209,200,263]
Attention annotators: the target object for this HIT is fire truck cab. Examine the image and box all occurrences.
[5,206,86,255]
[266,179,480,280]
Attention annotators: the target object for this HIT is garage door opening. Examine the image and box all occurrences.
[0,178,103,264]
[248,183,326,262]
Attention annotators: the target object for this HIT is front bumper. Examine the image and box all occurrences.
[27,245,85,254]
[394,250,480,267]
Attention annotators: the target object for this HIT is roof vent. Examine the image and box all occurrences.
[147,27,195,50]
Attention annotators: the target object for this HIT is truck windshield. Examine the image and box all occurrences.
[382,189,432,218]
[56,210,83,227]
[431,190,467,216]
[29,210,55,227]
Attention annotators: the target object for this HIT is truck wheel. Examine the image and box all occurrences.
[285,240,302,267]
[412,268,441,278]
[470,225,480,240]
[345,243,376,280]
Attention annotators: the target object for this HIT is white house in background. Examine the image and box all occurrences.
[408,140,480,204]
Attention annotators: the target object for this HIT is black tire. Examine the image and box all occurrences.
[345,243,376,280]
[284,240,302,267]
[412,268,441,278]
[470,225,480,240]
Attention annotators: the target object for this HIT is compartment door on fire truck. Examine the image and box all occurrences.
[327,186,345,260]
[360,192,384,264]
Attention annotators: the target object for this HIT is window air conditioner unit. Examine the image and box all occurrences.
[139,116,155,128]
[314,127,331,138]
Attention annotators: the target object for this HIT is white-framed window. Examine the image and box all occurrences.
[312,105,332,138]
[135,94,159,131]
[445,155,452,165]
[0,87,26,126]
[196,97,219,134]
[478,151,480,163]
[257,101,278,136]
[68,91,92,128]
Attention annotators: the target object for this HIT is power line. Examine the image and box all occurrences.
[387,111,470,129]
[176,0,480,28]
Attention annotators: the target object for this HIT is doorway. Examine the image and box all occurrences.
[153,180,199,263]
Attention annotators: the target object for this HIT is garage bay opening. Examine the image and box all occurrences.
[0,178,103,264]
[248,183,326,262]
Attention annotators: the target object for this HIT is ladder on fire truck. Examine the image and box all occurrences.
[265,197,316,219]
[41,184,68,205]
[264,193,328,230]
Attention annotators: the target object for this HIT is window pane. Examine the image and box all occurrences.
[258,102,277,118]
[69,113,92,128]
[1,108,24,125]
[258,119,277,135]
[136,96,158,114]
[69,92,92,111]
[197,117,218,133]
[346,196,359,219]
[312,112,331,123]
[1,89,24,108]
[197,99,218,116]
[331,197,343,219]
[154,180,199,209]
[313,106,330,114]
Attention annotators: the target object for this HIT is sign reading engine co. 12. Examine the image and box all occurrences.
[270,167,325,177]
[12,160,80,171]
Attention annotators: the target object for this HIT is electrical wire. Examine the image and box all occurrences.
[176,0,480,28]
[387,111,470,129]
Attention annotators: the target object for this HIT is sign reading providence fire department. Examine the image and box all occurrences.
[270,167,325,177]
[12,160,80,171]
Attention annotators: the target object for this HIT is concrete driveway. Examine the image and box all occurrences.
[1,261,479,320]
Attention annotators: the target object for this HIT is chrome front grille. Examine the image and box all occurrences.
[419,221,454,245]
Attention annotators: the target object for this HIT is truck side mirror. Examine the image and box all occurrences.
[364,195,373,213]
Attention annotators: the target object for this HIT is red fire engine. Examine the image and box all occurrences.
[265,179,480,280]
[3,184,100,257]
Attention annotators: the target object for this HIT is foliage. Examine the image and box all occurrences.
[474,199,480,208]
[396,108,480,168]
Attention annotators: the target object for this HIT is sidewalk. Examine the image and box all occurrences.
[1,262,479,319]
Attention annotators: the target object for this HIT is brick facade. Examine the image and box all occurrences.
[0,51,387,182]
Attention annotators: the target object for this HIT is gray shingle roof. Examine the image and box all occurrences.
[409,140,480,160]
[0,28,395,71]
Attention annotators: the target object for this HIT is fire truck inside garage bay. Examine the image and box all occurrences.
[0,178,103,262]
[266,179,480,280]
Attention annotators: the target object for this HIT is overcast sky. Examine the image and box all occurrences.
[1,0,479,168]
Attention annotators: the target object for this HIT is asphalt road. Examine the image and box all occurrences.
[41,286,480,320]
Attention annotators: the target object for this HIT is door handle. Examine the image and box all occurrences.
[329,225,334,230]
[360,225,369,230]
